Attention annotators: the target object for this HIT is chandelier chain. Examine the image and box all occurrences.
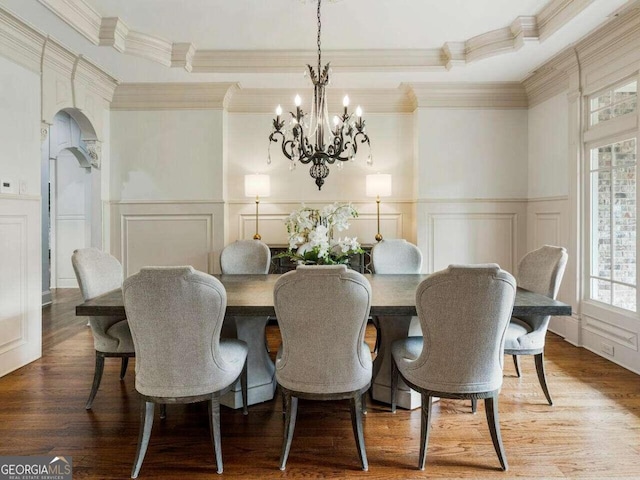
[317,0,322,73]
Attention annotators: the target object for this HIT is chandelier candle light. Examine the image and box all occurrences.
[268,0,372,190]
[245,174,271,240]
[366,173,392,242]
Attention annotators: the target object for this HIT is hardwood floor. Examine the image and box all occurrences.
[1,289,639,479]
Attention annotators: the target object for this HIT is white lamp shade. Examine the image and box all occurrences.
[245,174,271,197]
[366,174,392,197]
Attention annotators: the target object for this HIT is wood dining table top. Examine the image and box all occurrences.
[76,273,572,318]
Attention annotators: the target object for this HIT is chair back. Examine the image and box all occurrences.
[514,245,568,338]
[409,264,516,394]
[221,240,271,274]
[274,265,372,394]
[371,239,422,273]
[72,248,130,352]
[122,266,233,398]
[72,248,122,301]
[517,245,568,299]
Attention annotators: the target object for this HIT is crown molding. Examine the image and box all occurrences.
[523,48,575,107]
[0,7,46,73]
[111,82,239,110]
[407,82,528,109]
[75,55,119,102]
[537,0,594,42]
[192,49,445,73]
[37,0,101,45]
[42,37,76,77]
[99,16,128,53]
[34,0,600,74]
[125,30,172,67]
[228,86,415,114]
[171,42,196,72]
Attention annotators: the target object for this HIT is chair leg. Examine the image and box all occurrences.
[418,393,433,470]
[120,357,129,380]
[131,401,154,479]
[240,359,248,415]
[209,396,223,474]
[485,395,508,471]
[159,404,166,420]
[471,397,477,414]
[279,391,298,471]
[85,352,105,410]
[513,355,521,378]
[361,392,367,415]
[350,394,369,471]
[534,353,553,406]
[390,358,399,413]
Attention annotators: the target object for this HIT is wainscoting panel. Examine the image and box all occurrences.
[0,197,42,378]
[110,201,225,276]
[534,211,561,247]
[0,216,26,354]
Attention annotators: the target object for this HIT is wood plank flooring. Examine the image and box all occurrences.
[1,289,639,479]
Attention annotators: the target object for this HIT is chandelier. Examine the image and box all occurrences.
[267,0,372,190]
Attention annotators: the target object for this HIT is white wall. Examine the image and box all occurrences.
[0,54,42,376]
[416,108,529,199]
[528,91,569,198]
[110,110,224,201]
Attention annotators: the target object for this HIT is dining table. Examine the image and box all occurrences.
[77,273,572,410]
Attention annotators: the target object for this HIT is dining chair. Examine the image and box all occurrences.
[123,266,248,477]
[504,245,568,405]
[391,264,516,471]
[274,265,373,471]
[220,239,271,274]
[370,239,423,406]
[71,247,135,410]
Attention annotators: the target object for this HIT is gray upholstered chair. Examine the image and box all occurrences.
[274,265,372,471]
[123,266,248,477]
[391,264,516,471]
[504,245,568,406]
[220,239,271,274]
[71,248,134,410]
[370,239,422,406]
[220,240,274,406]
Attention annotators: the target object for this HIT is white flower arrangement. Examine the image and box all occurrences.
[278,202,363,265]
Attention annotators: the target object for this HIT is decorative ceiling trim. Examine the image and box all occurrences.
[35,0,599,74]
[75,55,119,101]
[110,82,239,110]
[407,83,528,109]
[0,7,46,73]
[523,49,575,107]
[227,86,415,113]
[37,0,101,45]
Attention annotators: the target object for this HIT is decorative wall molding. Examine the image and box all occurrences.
[111,83,239,110]
[84,139,101,168]
[0,8,45,73]
[583,315,638,351]
[407,83,528,109]
[228,86,415,114]
[74,56,119,102]
[417,197,529,203]
[37,0,101,45]
[35,0,600,74]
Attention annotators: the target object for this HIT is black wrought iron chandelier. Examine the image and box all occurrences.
[267,0,372,190]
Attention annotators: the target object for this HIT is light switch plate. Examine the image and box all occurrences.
[0,179,16,194]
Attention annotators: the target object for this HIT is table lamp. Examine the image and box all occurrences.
[366,173,392,242]
[245,174,271,240]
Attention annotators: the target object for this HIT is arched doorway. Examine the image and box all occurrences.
[41,110,102,304]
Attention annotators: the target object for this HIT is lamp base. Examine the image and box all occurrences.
[253,233,262,240]
[375,233,383,242]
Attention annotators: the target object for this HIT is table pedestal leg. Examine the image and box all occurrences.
[372,315,422,410]
[221,316,277,409]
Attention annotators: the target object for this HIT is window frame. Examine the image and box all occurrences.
[589,76,638,127]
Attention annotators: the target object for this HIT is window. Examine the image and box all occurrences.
[590,79,637,126]
[589,138,637,311]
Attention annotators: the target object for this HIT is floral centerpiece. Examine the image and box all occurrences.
[276,202,363,265]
